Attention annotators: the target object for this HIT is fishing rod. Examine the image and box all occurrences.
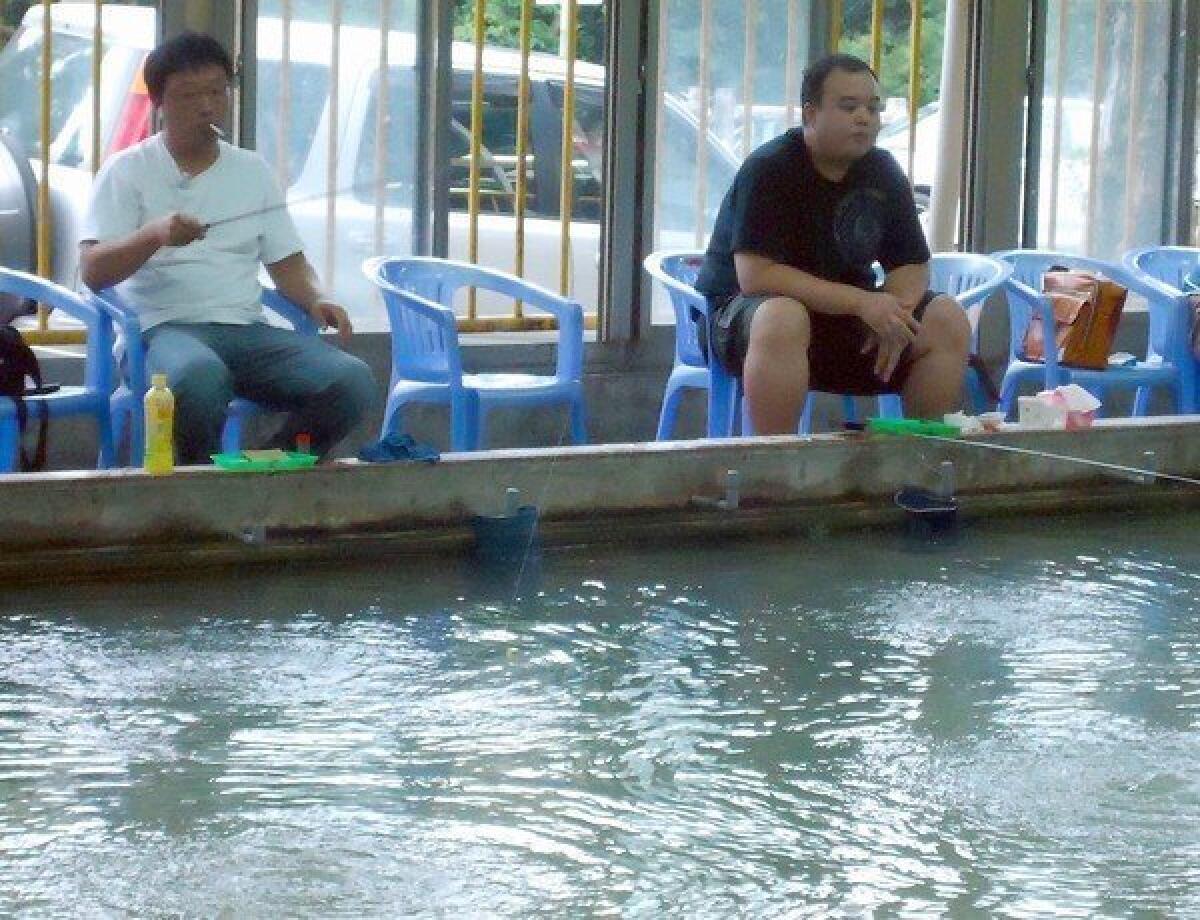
[902,430,1200,489]
[204,179,404,230]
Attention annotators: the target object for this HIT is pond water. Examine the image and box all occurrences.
[2,512,1199,917]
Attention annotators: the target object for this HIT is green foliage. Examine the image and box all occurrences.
[840,0,946,107]
[451,0,605,64]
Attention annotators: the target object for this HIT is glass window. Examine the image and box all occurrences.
[1035,0,1173,257]
[256,59,330,188]
[353,68,416,208]
[0,29,94,164]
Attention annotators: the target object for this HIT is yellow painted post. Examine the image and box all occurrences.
[374,0,391,256]
[831,0,843,51]
[92,0,102,174]
[908,0,922,181]
[694,0,711,248]
[514,0,534,317]
[468,0,486,317]
[37,0,52,327]
[323,0,342,290]
[870,0,885,73]
[742,0,757,159]
[557,0,578,296]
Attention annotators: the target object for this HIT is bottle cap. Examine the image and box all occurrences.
[151,373,168,387]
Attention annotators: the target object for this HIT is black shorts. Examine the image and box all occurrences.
[708,289,940,395]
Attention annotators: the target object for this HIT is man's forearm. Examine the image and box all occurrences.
[881,263,930,311]
[266,253,323,313]
[735,254,866,317]
[80,227,163,291]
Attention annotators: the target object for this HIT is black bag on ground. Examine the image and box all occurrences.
[0,324,48,471]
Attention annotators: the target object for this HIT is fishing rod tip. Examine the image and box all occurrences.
[209,123,226,139]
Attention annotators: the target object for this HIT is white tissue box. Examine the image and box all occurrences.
[1017,395,1067,428]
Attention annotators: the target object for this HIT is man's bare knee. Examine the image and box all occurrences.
[748,297,811,354]
[917,296,971,354]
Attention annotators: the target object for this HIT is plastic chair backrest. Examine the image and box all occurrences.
[991,249,1158,360]
[0,268,112,393]
[643,250,708,368]
[366,256,584,385]
[1126,246,1199,293]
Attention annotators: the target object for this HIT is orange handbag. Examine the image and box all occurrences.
[1023,269,1127,371]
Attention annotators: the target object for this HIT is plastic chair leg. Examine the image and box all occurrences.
[877,394,903,419]
[569,397,587,444]
[1132,385,1151,417]
[800,393,815,434]
[221,414,243,454]
[450,396,479,452]
[656,380,685,440]
[95,409,115,469]
[999,374,1020,420]
[0,417,17,473]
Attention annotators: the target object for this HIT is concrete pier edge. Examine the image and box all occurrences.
[2,417,1197,585]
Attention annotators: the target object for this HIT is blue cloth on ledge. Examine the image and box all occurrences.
[358,433,440,464]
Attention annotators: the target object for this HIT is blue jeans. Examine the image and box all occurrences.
[144,322,376,463]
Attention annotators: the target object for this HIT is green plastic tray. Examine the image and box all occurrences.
[866,417,961,438]
[210,451,319,472]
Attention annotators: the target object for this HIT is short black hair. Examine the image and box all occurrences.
[801,53,878,107]
[143,31,233,105]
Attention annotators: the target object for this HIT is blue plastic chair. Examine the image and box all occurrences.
[93,287,319,464]
[992,249,1194,417]
[363,256,586,451]
[1122,246,1199,414]
[0,268,115,472]
[843,253,1011,420]
[644,251,1009,437]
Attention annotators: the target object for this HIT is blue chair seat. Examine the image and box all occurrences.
[993,249,1194,418]
[364,256,586,451]
[91,286,319,464]
[0,268,114,472]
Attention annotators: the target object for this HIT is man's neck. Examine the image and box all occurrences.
[163,130,219,177]
[802,129,855,182]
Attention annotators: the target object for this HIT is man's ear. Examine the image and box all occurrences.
[800,101,817,127]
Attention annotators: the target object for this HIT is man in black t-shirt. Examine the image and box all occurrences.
[696,54,970,434]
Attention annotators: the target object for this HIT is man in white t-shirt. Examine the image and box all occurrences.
[80,31,375,464]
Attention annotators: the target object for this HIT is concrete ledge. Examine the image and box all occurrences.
[2,416,1198,583]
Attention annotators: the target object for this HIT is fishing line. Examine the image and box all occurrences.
[203,179,405,229]
[901,430,1200,489]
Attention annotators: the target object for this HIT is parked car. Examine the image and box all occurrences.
[0,3,741,329]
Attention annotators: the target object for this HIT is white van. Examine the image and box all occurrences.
[0,4,741,329]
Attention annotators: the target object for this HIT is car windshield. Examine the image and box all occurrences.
[0,26,95,164]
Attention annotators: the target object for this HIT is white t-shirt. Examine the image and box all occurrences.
[81,134,304,329]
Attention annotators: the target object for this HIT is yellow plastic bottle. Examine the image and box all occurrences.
[143,373,175,475]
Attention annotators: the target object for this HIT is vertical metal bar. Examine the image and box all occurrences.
[277,0,292,185]
[693,0,711,248]
[514,0,534,315]
[653,0,668,251]
[742,0,757,159]
[1120,1,1146,252]
[558,0,579,295]
[1047,0,1069,248]
[468,0,486,317]
[1163,0,1198,243]
[1021,0,1047,248]
[831,0,843,50]
[37,0,51,327]
[784,0,798,125]
[1083,0,1107,254]
[374,0,391,256]
[91,0,102,174]
[907,0,922,180]
[323,0,341,287]
[870,0,885,73]
[429,0,454,257]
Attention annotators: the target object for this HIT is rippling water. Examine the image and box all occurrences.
[3,512,1200,917]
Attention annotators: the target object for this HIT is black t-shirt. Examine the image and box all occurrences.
[695,129,931,301]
